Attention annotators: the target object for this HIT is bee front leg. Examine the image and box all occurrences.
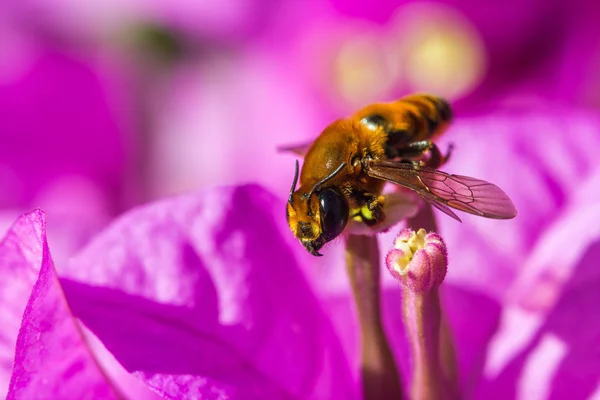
[349,191,386,227]
[362,195,386,227]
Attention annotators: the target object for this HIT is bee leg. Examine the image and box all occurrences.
[395,140,433,159]
[384,128,412,158]
[399,159,423,167]
[444,143,454,163]
[424,143,454,169]
[362,195,385,226]
[351,191,386,226]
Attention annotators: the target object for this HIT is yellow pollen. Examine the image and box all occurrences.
[392,228,428,275]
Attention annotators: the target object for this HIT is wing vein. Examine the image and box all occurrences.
[366,161,517,220]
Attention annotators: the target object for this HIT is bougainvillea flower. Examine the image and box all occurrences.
[0,36,136,263]
[303,105,600,398]
[3,120,600,399]
[118,0,600,107]
[325,0,600,108]
[6,0,277,44]
[138,0,600,202]
[11,0,597,204]
[0,45,131,212]
[1,186,357,399]
[433,106,600,299]
[325,107,600,399]
[288,105,600,309]
[385,228,454,399]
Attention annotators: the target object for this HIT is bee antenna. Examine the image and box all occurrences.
[288,160,300,204]
[306,162,347,209]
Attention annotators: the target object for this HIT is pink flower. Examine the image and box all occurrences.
[1,186,356,399]
[2,1,600,397]
[0,39,138,264]
[327,0,600,108]
[0,48,132,213]
[6,0,277,43]
[132,0,600,201]
[2,120,600,398]
[385,228,454,399]
[386,228,447,293]
[314,103,600,399]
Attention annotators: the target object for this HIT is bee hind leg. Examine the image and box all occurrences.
[395,140,433,159]
[391,140,434,167]
[424,143,454,169]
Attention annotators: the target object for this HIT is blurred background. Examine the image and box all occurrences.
[1,0,600,263]
[4,2,600,397]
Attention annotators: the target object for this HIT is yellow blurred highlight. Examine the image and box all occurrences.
[321,3,487,108]
[390,3,487,99]
[332,29,399,107]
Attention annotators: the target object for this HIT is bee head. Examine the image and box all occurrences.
[286,161,349,256]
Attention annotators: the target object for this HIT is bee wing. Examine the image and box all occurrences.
[421,196,462,222]
[367,160,518,221]
[277,141,313,157]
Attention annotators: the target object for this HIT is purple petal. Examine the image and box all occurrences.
[0,49,131,211]
[540,241,600,400]
[3,210,123,398]
[8,0,277,43]
[147,55,323,199]
[0,210,46,394]
[441,286,502,398]
[509,167,600,311]
[435,108,600,298]
[475,239,600,399]
[60,184,355,399]
[328,0,600,106]
[473,167,600,398]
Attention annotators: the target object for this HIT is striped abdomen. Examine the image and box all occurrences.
[353,94,453,147]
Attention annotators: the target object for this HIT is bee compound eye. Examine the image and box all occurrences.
[318,188,349,242]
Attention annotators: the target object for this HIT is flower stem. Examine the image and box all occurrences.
[345,234,403,400]
[405,204,459,398]
[403,289,452,399]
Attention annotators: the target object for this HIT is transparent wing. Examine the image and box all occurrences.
[367,160,517,221]
[277,141,313,157]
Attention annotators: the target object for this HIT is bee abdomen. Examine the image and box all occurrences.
[398,94,453,141]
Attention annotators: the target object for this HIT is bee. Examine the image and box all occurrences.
[283,94,517,256]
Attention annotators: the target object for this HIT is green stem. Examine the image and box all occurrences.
[345,234,403,400]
